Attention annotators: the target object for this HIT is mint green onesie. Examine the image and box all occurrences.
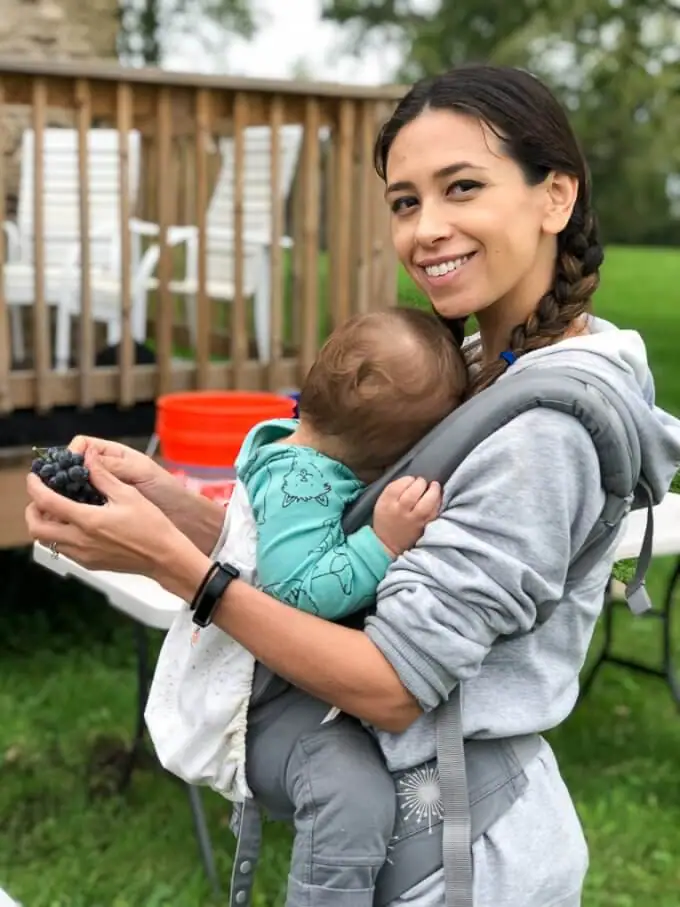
[235,418,393,619]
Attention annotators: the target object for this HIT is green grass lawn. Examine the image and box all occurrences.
[1,244,680,906]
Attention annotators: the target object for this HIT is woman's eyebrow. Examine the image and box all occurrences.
[385,161,486,195]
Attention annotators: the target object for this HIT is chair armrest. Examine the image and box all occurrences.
[164,225,268,283]
[1,221,20,260]
[129,217,161,238]
[56,219,163,302]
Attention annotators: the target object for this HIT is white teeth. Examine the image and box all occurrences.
[424,255,471,277]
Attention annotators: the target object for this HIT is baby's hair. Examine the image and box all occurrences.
[298,307,467,477]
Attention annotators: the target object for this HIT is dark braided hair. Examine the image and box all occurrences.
[374,64,604,395]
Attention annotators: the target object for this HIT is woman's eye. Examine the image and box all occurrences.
[449,179,483,197]
[390,196,418,214]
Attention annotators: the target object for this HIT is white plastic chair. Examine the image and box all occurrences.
[164,125,303,363]
[2,128,159,370]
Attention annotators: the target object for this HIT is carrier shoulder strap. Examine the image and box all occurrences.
[351,364,655,907]
[343,363,654,616]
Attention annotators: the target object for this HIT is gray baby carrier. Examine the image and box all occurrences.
[229,364,656,907]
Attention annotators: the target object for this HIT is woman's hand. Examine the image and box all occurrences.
[25,452,190,578]
[68,436,226,554]
[69,435,180,516]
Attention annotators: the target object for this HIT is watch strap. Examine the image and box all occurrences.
[190,561,240,628]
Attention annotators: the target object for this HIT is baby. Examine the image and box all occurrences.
[145,306,468,907]
[240,306,467,617]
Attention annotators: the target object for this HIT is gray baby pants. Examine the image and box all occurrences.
[245,687,396,907]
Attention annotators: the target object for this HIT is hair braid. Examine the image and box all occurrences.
[469,210,604,395]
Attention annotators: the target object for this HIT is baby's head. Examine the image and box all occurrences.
[298,307,467,480]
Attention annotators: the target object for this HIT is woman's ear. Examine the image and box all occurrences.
[542,172,579,235]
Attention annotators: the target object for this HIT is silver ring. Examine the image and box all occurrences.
[49,541,59,559]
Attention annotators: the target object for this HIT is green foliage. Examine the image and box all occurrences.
[322,0,680,246]
[118,0,257,66]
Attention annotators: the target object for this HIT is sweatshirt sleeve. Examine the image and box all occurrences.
[249,448,392,618]
[364,409,607,712]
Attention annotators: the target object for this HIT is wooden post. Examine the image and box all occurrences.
[32,78,50,412]
[75,78,94,409]
[267,95,285,391]
[155,86,174,396]
[117,81,135,407]
[0,77,11,413]
[327,99,355,330]
[230,93,248,388]
[299,97,321,381]
[194,87,211,389]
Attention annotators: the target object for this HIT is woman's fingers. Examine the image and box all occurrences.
[26,473,90,526]
[87,448,159,491]
[25,501,82,547]
[97,454,141,483]
[68,434,90,455]
[83,454,127,498]
[69,435,128,459]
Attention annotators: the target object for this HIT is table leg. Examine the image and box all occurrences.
[662,557,680,705]
[188,784,221,895]
[118,623,150,793]
[579,558,680,708]
[578,579,616,701]
[117,622,221,894]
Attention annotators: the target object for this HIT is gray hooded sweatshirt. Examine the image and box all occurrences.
[367,318,680,907]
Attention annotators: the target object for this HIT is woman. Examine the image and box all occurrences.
[26,64,680,905]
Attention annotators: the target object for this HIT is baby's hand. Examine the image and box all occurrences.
[373,476,441,558]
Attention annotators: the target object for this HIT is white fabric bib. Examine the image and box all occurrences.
[144,480,258,802]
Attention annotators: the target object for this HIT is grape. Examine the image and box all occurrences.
[29,446,106,506]
[53,471,68,489]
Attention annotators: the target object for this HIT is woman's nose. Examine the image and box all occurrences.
[414,201,454,246]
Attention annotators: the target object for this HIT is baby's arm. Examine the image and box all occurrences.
[248,450,440,621]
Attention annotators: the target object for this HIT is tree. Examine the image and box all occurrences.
[321,1,678,80]
[321,0,680,245]
[118,0,257,66]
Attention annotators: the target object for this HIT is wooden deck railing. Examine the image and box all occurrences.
[0,58,403,415]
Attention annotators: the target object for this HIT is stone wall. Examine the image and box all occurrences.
[1,0,119,215]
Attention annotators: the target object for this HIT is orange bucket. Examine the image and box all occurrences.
[156,390,296,467]
[155,390,296,505]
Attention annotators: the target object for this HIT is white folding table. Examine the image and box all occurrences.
[579,491,680,703]
[32,491,680,890]
[30,543,221,892]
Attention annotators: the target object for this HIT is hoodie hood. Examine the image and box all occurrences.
[502,315,680,504]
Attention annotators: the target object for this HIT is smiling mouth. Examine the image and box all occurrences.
[420,253,476,278]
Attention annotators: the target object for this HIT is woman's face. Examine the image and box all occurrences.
[385,109,574,325]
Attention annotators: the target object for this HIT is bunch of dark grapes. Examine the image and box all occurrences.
[30,446,106,505]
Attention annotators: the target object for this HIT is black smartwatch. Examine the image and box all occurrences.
[190,561,240,628]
